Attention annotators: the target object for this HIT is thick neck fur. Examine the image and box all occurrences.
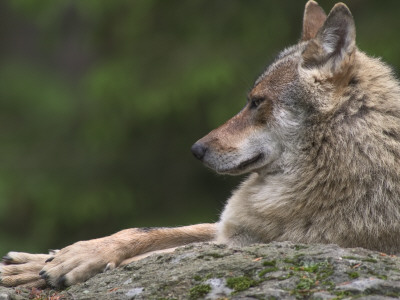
[219,50,400,253]
[291,50,400,205]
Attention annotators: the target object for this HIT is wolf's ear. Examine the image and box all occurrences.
[301,1,327,41]
[302,3,356,74]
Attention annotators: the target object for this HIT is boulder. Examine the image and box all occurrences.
[1,242,400,299]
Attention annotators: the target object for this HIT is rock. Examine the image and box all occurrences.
[1,242,400,299]
[0,293,10,300]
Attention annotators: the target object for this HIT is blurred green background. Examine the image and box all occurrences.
[0,0,399,254]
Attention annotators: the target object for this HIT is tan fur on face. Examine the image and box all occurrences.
[197,109,255,153]
[193,57,300,175]
[253,59,298,100]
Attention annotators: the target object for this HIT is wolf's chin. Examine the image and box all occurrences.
[215,153,266,175]
[237,153,265,170]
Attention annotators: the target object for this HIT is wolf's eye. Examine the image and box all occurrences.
[250,97,265,109]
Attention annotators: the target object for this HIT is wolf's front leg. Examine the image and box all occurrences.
[0,223,217,289]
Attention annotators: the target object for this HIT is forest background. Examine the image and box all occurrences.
[0,0,399,254]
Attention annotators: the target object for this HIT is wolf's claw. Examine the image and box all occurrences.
[1,256,12,264]
[55,275,67,289]
[45,257,54,263]
[39,270,49,280]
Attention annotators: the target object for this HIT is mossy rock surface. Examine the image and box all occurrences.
[1,241,400,299]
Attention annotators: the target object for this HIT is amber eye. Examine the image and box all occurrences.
[250,97,265,109]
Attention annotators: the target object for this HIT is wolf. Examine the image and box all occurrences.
[1,1,400,289]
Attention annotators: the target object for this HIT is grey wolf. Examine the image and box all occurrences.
[1,1,400,289]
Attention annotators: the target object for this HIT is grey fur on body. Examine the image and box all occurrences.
[204,2,400,253]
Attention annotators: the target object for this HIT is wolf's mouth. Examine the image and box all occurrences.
[237,153,264,170]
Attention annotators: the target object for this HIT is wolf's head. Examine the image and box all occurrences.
[191,1,367,175]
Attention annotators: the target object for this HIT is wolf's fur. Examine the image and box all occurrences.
[1,1,400,289]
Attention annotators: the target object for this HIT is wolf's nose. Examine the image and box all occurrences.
[191,143,207,160]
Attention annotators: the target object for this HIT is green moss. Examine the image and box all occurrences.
[226,276,256,292]
[287,262,335,297]
[262,260,277,266]
[296,277,315,290]
[289,261,333,281]
[368,270,388,280]
[294,245,308,250]
[322,280,336,290]
[315,263,334,280]
[283,257,299,264]
[259,267,279,277]
[332,291,352,300]
[193,275,202,281]
[292,264,319,273]
[341,255,360,260]
[362,257,378,263]
[189,284,211,299]
[347,271,360,279]
[385,292,400,298]
[204,252,224,258]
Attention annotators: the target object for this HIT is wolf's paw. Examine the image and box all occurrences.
[0,251,57,288]
[37,239,120,289]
